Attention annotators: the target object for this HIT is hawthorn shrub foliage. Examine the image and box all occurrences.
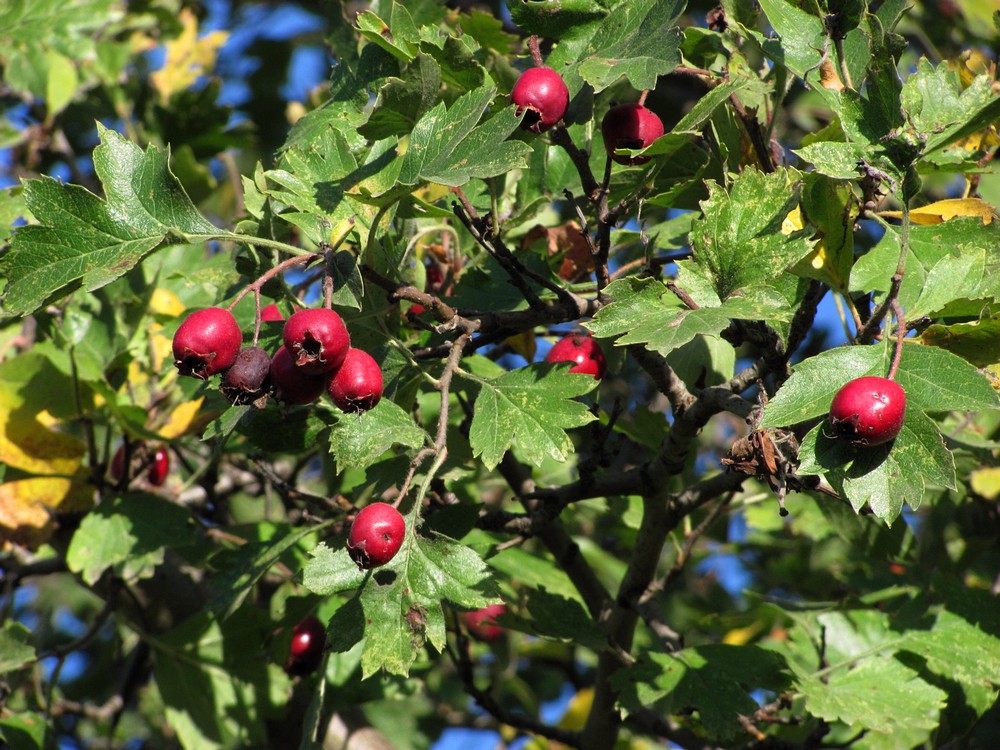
[1,1,1000,749]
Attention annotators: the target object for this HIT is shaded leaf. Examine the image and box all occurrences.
[327,398,426,470]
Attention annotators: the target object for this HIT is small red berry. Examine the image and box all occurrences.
[408,303,426,316]
[511,67,569,133]
[347,502,405,569]
[261,303,285,322]
[327,348,383,413]
[463,604,507,641]
[283,614,326,677]
[545,334,607,380]
[602,104,664,165]
[221,346,272,405]
[110,443,128,483]
[172,307,243,379]
[270,346,327,405]
[283,308,351,375]
[147,448,170,487]
[829,376,906,446]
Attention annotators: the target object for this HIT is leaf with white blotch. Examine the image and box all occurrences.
[586,276,790,356]
[327,398,427,471]
[576,0,684,92]
[1,125,219,316]
[690,167,814,299]
[357,532,499,677]
[762,341,1000,430]
[466,363,598,471]
[794,657,947,737]
[302,542,367,597]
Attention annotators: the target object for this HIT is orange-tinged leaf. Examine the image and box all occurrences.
[878,198,997,225]
[150,8,228,102]
[158,397,205,439]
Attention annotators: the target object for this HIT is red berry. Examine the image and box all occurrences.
[463,604,507,641]
[270,346,327,405]
[110,443,128,483]
[545,334,607,380]
[408,303,426,316]
[147,448,170,487]
[327,348,383,413]
[602,104,664,165]
[347,502,405,569]
[172,307,243,379]
[829,376,906,446]
[221,346,272,405]
[261,303,285,322]
[511,66,569,133]
[283,614,326,677]
[282,308,350,375]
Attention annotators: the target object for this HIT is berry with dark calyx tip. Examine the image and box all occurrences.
[221,346,273,405]
[147,448,170,487]
[260,303,284,322]
[511,66,569,133]
[270,346,327,405]
[282,308,350,375]
[829,376,906,446]
[545,334,607,380]
[602,103,664,165]
[172,307,243,379]
[347,502,405,569]
[327,348,383,413]
[463,604,508,641]
[283,614,327,677]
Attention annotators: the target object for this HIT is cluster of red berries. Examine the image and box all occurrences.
[510,64,664,164]
[171,304,383,413]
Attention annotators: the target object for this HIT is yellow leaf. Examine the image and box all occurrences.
[723,620,765,645]
[150,288,185,317]
[781,206,805,235]
[150,331,173,374]
[878,198,997,225]
[558,687,594,730]
[970,466,1000,500]
[506,330,537,362]
[158,397,205,439]
[150,8,229,102]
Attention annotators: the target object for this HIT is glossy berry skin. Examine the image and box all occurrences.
[270,346,327,405]
[221,346,272,405]
[327,348,383,413]
[602,104,664,165]
[463,604,507,641]
[110,443,128,483]
[829,376,906,446]
[347,502,405,569]
[282,308,350,375]
[147,448,170,487]
[283,614,326,677]
[172,307,243,379]
[511,67,569,133]
[545,335,607,380]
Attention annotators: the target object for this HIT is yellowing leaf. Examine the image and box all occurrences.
[781,205,805,234]
[505,330,537,361]
[150,8,229,102]
[970,466,1000,500]
[878,198,997,225]
[150,288,185,317]
[158,397,205,439]
[723,620,765,645]
[150,331,173,373]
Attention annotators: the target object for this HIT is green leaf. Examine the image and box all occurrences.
[795,657,947,737]
[506,0,607,39]
[586,276,790,356]
[465,364,598,471]
[327,398,427,470]
[66,494,198,585]
[302,542,367,597]
[751,0,826,82]
[357,2,420,61]
[421,104,532,186]
[358,532,499,677]
[358,54,443,140]
[690,167,814,299]
[922,319,1000,367]
[576,0,684,92]
[1,125,218,316]
[901,59,1000,154]
[614,645,791,741]
[152,611,289,750]
[0,711,52,750]
[793,141,871,180]
[0,621,35,673]
[208,523,327,620]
